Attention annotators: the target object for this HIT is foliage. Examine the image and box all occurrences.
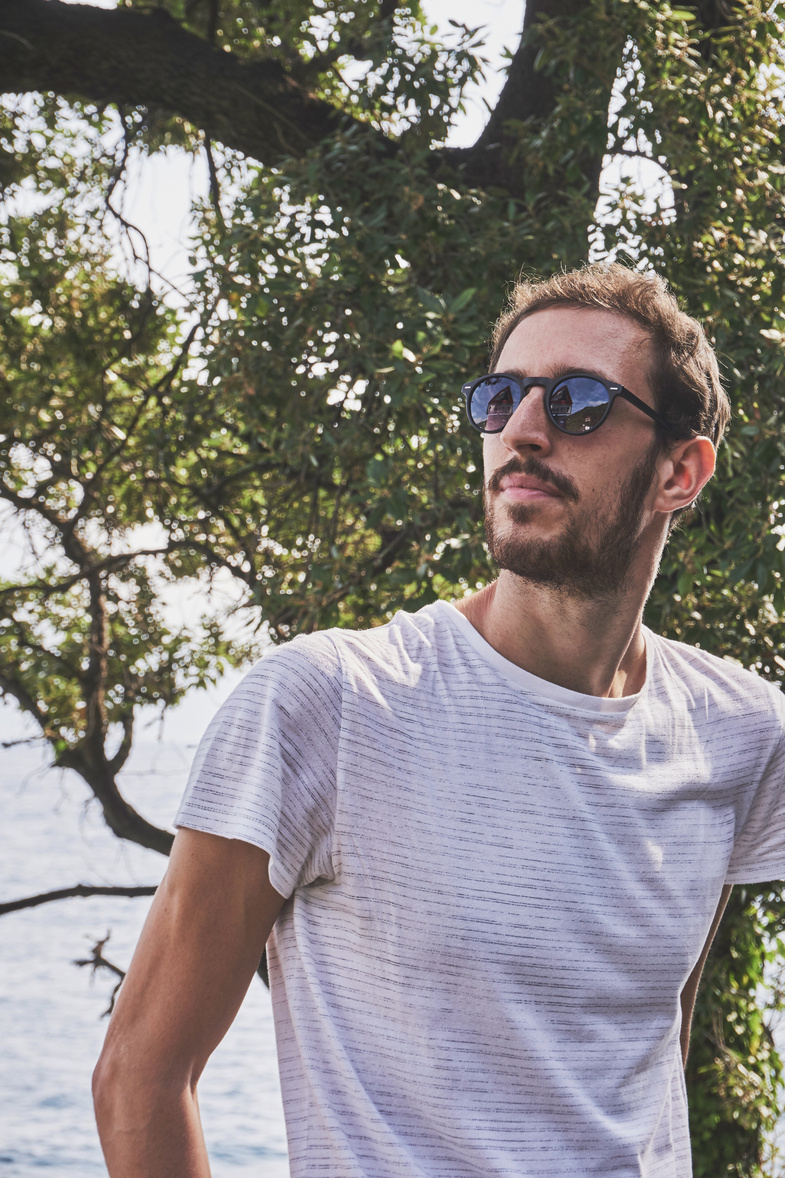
[688,888,785,1177]
[2,0,785,1170]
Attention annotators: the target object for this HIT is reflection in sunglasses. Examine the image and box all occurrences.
[549,386,573,420]
[486,385,514,430]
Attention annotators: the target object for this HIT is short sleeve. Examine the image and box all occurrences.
[726,710,785,885]
[175,633,342,898]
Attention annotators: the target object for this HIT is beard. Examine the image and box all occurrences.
[483,447,660,600]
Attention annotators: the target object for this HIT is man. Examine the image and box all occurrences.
[93,264,785,1177]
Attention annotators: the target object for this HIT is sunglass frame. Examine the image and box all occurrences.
[463,371,674,436]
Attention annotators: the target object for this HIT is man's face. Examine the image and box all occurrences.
[482,306,664,599]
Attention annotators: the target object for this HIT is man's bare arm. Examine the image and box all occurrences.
[93,827,286,1177]
[680,883,732,1066]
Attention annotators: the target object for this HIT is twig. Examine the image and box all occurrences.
[205,135,223,216]
[1,734,47,750]
[0,883,157,916]
[74,932,127,1016]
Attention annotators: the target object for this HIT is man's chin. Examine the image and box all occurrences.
[488,501,562,547]
[489,541,575,591]
[484,512,640,599]
[489,497,551,528]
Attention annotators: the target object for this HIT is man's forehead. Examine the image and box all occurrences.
[498,305,652,381]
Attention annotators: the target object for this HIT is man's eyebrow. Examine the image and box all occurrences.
[500,363,608,382]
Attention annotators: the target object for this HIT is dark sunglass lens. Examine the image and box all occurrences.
[550,377,610,434]
[471,377,519,432]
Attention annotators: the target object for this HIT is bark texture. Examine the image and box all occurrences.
[0,0,355,163]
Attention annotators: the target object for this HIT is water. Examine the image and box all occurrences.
[0,690,289,1177]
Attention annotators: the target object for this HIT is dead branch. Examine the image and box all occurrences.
[0,883,158,916]
[74,931,127,1016]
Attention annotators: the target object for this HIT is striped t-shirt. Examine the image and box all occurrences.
[176,600,785,1178]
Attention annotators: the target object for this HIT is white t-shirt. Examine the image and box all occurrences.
[176,601,785,1178]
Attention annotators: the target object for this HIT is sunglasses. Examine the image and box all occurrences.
[463,372,673,436]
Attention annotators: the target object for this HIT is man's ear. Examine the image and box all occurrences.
[653,436,716,515]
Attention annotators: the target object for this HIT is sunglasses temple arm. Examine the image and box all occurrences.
[622,390,673,433]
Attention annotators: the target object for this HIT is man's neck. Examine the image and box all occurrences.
[454,573,649,699]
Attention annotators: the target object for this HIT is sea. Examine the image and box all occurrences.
[0,680,289,1177]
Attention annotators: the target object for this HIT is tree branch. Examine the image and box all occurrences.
[0,669,55,737]
[0,479,93,568]
[0,0,386,166]
[0,631,85,683]
[0,547,173,603]
[1,667,175,855]
[107,711,134,776]
[54,739,176,855]
[74,932,126,1015]
[204,135,222,215]
[0,883,158,917]
[455,0,622,203]
[473,0,559,145]
[65,317,204,534]
[71,927,269,1004]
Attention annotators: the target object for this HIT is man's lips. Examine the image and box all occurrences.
[498,475,561,501]
[486,457,580,503]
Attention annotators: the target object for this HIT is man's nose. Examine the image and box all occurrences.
[499,385,553,454]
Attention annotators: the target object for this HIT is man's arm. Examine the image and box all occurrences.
[679,883,732,1066]
[92,827,286,1178]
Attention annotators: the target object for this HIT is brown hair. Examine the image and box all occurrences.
[489,263,730,447]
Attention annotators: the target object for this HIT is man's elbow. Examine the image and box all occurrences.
[93,1038,135,1138]
[92,1038,180,1136]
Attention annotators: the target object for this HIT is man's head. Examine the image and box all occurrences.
[489,263,730,448]
[478,275,722,599]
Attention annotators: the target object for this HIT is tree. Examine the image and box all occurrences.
[1,0,785,1171]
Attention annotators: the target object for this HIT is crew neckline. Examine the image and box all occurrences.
[428,599,648,715]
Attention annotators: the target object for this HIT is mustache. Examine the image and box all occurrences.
[486,455,580,503]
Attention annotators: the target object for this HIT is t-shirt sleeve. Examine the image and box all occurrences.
[726,699,785,885]
[174,634,342,898]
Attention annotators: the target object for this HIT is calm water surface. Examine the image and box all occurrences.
[0,697,289,1177]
